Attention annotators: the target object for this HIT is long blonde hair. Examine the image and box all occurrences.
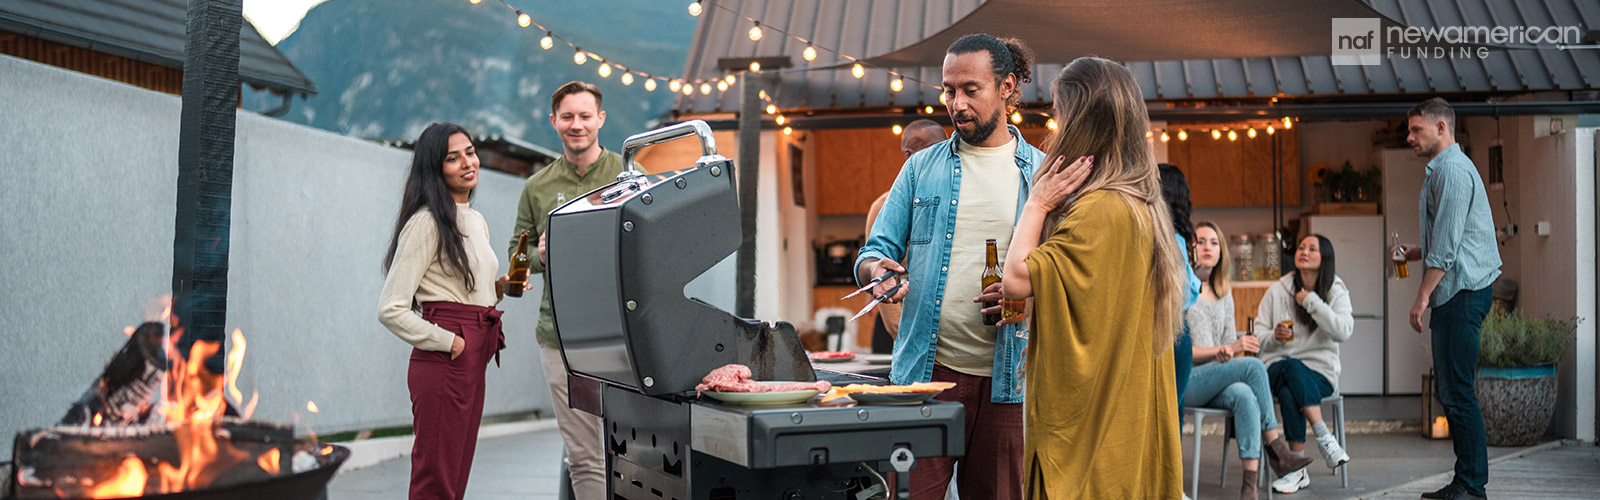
[1195,221,1232,297]
[1037,57,1185,354]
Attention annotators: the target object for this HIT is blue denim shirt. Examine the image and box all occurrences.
[1420,144,1501,305]
[855,126,1043,403]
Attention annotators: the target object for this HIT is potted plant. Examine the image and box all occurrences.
[1475,308,1577,446]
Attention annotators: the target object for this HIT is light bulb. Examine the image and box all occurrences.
[517,11,531,27]
[1178,130,1188,141]
[1247,128,1257,138]
[1046,119,1058,131]
[725,74,736,84]
[783,126,793,136]
[750,61,761,72]
[574,50,587,65]
[776,115,786,125]
[1267,124,1275,135]
[669,80,682,92]
[1160,132,1170,142]
[621,72,634,86]
[540,33,554,50]
[469,0,481,4]
[765,104,777,115]
[644,78,656,91]
[1211,129,1222,140]
[598,64,612,78]
[803,45,817,61]
[851,63,864,79]
[716,80,728,92]
[924,105,934,114]
[700,83,712,95]
[1011,112,1022,124]
[688,1,701,16]
[893,124,903,135]
[939,92,947,105]
[1228,130,1238,141]
[682,84,693,96]
[890,78,904,92]
[1283,116,1293,129]
[1146,130,1153,138]
[748,22,763,41]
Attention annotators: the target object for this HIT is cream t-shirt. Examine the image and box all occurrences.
[935,136,1021,377]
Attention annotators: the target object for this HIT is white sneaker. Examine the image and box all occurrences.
[1271,467,1310,494]
[1315,433,1351,468]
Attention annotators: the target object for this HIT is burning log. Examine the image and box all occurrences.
[62,323,169,427]
[10,420,292,499]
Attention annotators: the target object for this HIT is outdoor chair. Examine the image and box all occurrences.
[1320,393,1349,488]
[1185,406,1271,499]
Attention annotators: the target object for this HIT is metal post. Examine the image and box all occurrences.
[172,0,241,373]
[734,75,765,318]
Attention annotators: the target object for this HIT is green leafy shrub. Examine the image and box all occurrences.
[1478,308,1576,368]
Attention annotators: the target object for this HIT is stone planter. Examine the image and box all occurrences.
[1476,364,1558,447]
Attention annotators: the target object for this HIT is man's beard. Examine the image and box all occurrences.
[955,108,1003,145]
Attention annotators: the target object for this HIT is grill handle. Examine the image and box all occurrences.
[618,119,721,182]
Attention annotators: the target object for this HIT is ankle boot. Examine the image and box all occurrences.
[1239,469,1260,500]
[1267,437,1314,478]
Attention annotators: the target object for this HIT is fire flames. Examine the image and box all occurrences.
[80,323,282,498]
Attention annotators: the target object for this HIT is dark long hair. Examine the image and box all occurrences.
[382,122,478,292]
[1291,234,1336,329]
[1157,163,1195,263]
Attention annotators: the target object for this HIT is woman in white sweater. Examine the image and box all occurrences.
[1253,234,1354,494]
[378,123,520,500]
[1186,221,1312,499]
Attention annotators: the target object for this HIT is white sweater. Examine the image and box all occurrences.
[1251,274,1354,392]
[377,204,501,352]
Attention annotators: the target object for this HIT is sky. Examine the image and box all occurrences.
[243,0,330,45]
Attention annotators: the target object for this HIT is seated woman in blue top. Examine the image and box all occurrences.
[1184,221,1312,499]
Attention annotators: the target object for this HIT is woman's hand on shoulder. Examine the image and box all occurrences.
[1025,155,1093,214]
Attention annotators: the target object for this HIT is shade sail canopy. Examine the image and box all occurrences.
[863,0,1402,67]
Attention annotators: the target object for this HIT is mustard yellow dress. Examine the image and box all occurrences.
[1022,190,1183,499]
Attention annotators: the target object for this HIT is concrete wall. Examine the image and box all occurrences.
[0,55,551,457]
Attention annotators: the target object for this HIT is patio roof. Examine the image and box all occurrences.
[0,0,317,98]
[673,0,1600,116]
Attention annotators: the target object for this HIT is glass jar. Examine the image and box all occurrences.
[1230,234,1254,282]
[1256,233,1281,280]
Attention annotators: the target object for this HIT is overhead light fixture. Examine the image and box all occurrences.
[644,78,657,91]
[598,64,612,78]
[621,72,634,86]
[700,82,712,95]
[517,10,531,27]
[893,125,903,135]
[783,126,793,136]
[766,104,778,114]
[851,63,865,79]
[540,33,554,50]
[890,78,904,92]
[924,105,934,114]
[669,80,682,92]
[1267,124,1275,135]
[1178,130,1188,141]
[716,80,728,92]
[749,61,761,72]
[1227,129,1238,141]
[776,115,786,125]
[748,22,763,41]
[1160,132,1170,142]
[1011,112,1022,124]
[1046,119,1058,131]
[688,1,702,16]
[573,49,587,65]
[1211,129,1222,140]
[803,45,817,61]
[1283,116,1293,129]
[1247,127,1257,138]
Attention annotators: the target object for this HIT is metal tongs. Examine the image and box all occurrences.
[844,270,905,321]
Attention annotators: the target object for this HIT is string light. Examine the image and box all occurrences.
[924,106,935,114]
[892,124,903,135]
[621,72,634,86]
[469,0,481,4]
[540,33,554,50]
[517,10,531,27]
[1146,130,1153,138]
[1247,127,1257,138]
[688,1,702,16]
[1267,124,1275,135]
[598,64,612,78]
[851,63,865,79]
[1283,116,1293,129]
[890,78,904,92]
[1227,129,1238,141]
[1046,119,1058,131]
[765,104,778,114]
[803,45,817,61]
[1160,131,1170,142]
[724,74,736,85]
[1011,112,1022,124]
[749,61,761,72]
[783,126,793,135]
[1178,130,1188,141]
[939,92,947,105]
[573,49,587,65]
[775,115,786,125]
[644,78,657,91]
[669,80,682,92]
[682,84,693,96]
[700,82,712,95]
[748,21,763,41]
[716,80,728,92]
[1211,129,1222,140]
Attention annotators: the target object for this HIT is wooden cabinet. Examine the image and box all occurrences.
[1166,128,1300,207]
[1230,280,1276,333]
[812,285,877,350]
[814,129,907,215]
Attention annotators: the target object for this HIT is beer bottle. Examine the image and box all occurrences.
[507,230,531,297]
[1392,231,1410,279]
[981,239,1002,326]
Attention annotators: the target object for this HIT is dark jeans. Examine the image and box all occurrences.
[1174,323,1193,425]
[1267,358,1333,443]
[1431,287,1493,496]
[886,364,1025,500]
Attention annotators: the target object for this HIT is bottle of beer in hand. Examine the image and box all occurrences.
[507,230,531,297]
[981,239,1002,326]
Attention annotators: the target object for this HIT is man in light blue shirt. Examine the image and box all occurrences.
[1395,97,1502,500]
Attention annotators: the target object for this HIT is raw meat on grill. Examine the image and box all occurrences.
[695,364,830,394]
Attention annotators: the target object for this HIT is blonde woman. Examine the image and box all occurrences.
[1000,56,1184,499]
[1186,221,1313,499]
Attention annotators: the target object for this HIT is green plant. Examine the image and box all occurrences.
[1478,308,1577,368]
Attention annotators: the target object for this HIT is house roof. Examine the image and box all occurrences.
[673,0,1600,116]
[0,0,317,97]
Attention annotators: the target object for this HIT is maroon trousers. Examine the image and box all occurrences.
[888,364,1026,500]
[407,302,504,500]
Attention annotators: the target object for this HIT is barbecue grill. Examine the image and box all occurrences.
[545,120,964,499]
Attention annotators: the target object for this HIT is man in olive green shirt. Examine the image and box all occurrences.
[508,81,624,500]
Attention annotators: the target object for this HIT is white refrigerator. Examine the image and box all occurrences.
[1304,215,1386,395]
[1380,148,1433,394]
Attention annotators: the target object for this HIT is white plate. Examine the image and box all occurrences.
[703,381,820,406]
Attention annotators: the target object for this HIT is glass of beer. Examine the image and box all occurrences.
[1001,298,1026,323]
[1280,320,1294,342]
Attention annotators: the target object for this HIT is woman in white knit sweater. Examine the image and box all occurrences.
[1185,221,1312,499]
[1253,234,1354,494]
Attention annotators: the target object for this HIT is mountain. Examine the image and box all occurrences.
[243,0,697,154]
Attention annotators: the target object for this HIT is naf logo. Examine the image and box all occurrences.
[1331,18,1382,66]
